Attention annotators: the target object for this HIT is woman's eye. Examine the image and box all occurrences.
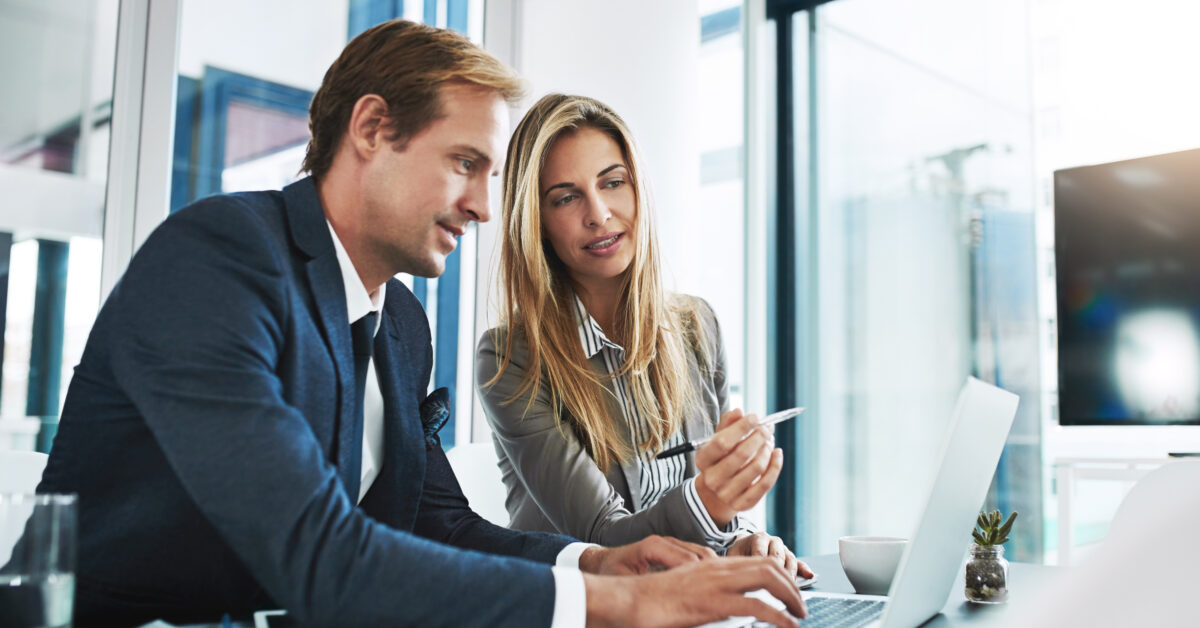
[604,179,625,189]
[553,194,576,207]
[459,158,473,171]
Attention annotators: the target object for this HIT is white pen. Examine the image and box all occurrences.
[654,407,805,459]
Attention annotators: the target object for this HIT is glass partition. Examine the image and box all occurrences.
[815,0,1040,559]
[0,0,118,451]
[766,0,1041,559]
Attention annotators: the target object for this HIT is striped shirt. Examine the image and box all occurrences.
[573,295,752,549]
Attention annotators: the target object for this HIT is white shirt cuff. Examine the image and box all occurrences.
[682,477,745,550]
[555,541,598,569]
[550,566,587,628]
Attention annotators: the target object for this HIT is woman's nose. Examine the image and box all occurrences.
[584,197,611,227]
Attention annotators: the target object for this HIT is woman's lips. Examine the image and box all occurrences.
[582,232,623,255]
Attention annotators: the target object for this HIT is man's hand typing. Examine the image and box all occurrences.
[577,535,717,575]
[583,556,807,628]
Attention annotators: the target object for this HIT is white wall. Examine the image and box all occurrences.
[473,0,703,440]
[513,0,701,257]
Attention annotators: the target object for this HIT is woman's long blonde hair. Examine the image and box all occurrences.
[487,93,710,473]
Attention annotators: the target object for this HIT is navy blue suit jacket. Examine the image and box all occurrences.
[38,177,573,626]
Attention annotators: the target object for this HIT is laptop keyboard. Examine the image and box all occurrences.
[794,596,887,627]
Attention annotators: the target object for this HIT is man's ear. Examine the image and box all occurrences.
[346,94,391,158]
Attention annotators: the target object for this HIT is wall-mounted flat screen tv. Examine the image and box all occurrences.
[1055,147,1200,425]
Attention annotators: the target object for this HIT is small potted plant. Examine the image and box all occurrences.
[965,509,1016,603]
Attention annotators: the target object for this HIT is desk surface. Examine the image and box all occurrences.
[800,554,1058,626]
[145,554,1059,628]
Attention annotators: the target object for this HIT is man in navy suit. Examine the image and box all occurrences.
[38,19,805,627]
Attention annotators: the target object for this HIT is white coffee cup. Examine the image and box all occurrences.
[838,536,908,595]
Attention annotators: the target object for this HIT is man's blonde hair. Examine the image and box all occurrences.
[302,19,524,179]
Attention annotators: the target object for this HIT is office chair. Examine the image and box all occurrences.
[1016,460,1200,627]
[444,441,510,527]
[0,449,50,567]
[0,449,48,494]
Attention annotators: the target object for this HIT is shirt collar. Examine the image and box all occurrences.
[326,220,385,333]
[574,293,623,358]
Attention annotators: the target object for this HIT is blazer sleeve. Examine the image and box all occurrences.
[107,199,556,626]
[697,296,731,415]
[475,329,716,547]
[414,436,576,564]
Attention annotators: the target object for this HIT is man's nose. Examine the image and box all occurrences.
[462,177,492,223]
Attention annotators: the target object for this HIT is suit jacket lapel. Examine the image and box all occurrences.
[362,283,427,531]
[283,178,359,496]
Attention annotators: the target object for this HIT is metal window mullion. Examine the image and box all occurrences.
[101,0,147,299]
[434,249,461,449]
[101,0,181,300]
[761,0,827,555]
[470,0,522,444]
[27,241,69,418]
[768,8,800,553]
[744,0,774,534]
[743,0,770,480]
[796,6,821,557]
[453,226,478,450]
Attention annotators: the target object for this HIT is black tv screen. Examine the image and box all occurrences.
[1055,147,1200,425]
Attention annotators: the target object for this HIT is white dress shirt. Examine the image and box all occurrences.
[325,222,589,627]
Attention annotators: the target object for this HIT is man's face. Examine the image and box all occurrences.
[360,83,508,278]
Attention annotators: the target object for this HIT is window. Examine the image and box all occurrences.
[169,0,484,449]
[698,0,748,411]
[0,0,118,451]
[765,0,1041,558]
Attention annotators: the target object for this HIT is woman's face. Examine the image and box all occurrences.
[538,127,637,290]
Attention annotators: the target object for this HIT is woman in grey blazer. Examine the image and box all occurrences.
[475,93,809,577]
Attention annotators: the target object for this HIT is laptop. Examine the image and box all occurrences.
[707,376,1019,628]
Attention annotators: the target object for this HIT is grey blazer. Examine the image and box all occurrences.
[475,296,738,547]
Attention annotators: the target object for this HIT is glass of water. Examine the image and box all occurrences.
[0,493,76,628]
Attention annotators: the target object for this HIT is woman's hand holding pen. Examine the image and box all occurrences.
[693,409,783,527]
[692,410,808,577]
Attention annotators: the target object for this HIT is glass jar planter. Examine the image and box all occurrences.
[964,544,1008,603]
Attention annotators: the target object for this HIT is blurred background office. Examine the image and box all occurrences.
[2,0,1199,567]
